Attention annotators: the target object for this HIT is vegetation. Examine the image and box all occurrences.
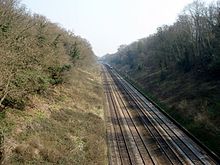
[0,0,88,110]
[0,0,107,164]
[103,0,220,156]
[0,64,106,164]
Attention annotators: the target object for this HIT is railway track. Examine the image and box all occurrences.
[102,64,219,165]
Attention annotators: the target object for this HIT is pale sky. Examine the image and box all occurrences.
[21,0,215,56]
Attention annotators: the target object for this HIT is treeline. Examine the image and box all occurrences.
[105,0,220,77]
[103,0,220,155]
[0,0,94,109]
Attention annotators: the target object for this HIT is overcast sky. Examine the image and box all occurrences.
[21,0,215,56]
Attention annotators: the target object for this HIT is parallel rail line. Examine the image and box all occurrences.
[102,64,219,165]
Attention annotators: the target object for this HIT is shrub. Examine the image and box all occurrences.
[48,64,71,85]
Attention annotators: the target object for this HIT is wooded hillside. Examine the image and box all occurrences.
[103,0,220,156]
[0,0,95,110]
[105,1,220,76]
[0,0,107,164]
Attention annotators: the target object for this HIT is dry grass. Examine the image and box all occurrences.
[0,62,107,165]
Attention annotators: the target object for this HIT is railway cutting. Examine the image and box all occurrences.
[102,64,219,165]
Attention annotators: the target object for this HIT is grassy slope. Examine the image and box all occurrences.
[0,60,107,164]
[117,66,220,156]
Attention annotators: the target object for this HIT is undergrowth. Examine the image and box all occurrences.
[0,63,107,165]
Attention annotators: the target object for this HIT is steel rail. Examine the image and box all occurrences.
[108,66,218,165]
